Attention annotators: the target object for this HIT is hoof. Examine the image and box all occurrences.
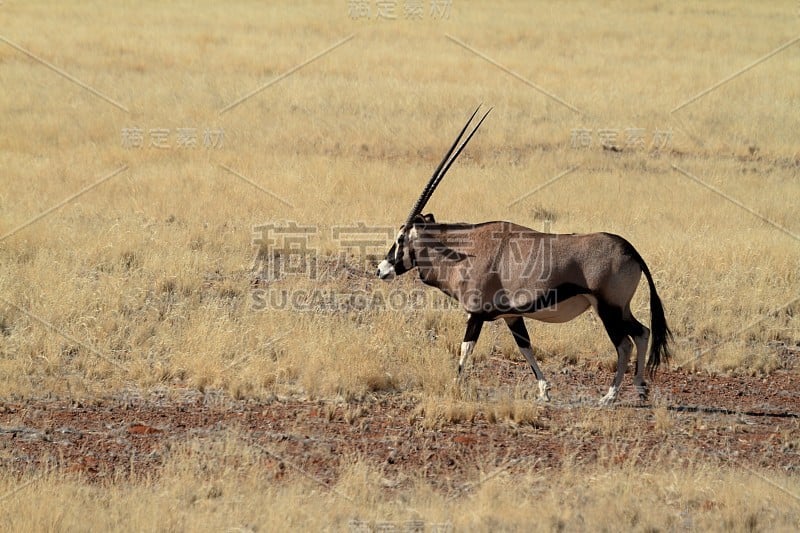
[599,386,619,406]
[636,383,649,402]
[598,395,616,406]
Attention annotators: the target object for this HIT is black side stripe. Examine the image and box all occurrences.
[476,282,591,321]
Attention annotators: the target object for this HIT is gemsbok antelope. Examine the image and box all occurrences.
[377,106,672,405]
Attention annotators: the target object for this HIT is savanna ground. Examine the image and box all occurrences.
[1,1,799,531]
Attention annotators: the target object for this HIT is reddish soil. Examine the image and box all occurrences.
[1,362,798,492]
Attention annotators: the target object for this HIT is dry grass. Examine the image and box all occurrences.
[416,384,546,429]
[1,1,798,400]
[1,0,799,529]
[1,434,798,532]
[0,1,798,401]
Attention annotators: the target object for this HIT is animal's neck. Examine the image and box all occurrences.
[410,231,470,294]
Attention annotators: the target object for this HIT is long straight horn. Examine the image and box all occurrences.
[427,107,492,201]
[403,105,487,228]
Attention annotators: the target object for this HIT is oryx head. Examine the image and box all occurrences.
[377,106,491,281]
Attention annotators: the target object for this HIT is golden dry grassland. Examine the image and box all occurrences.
[1,0,799,530]
[2,434,800,532]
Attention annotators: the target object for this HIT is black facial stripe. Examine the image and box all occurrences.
[395,235,405,261]
[386,243,397,262]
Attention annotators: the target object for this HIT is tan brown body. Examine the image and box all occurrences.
[376,106,672,404]
[411,221,644,322]
[381,217,672,404]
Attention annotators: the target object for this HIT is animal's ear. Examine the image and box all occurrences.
[421,213,436,223]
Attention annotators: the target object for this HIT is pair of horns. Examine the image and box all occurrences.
[403,105,492,228]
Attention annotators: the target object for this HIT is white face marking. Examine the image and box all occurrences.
[401,228,416,270]
[383,229,414,277]
[377,259,395,280]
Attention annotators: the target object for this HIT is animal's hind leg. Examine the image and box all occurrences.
[457,314,484,381]
[602,337,634,405]
[596,302,633,405]
[505,317,549,401]
[629,318,650,401]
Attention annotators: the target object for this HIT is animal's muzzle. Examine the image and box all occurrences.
[376,260,395,280]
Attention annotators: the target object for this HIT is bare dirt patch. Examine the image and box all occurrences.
[2,364,798,493]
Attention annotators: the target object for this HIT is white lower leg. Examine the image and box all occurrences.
[600,337,633,405]
[537,380,550,402]
[600,386,619,405]
[520,347,550,401]
[457,341,476,380]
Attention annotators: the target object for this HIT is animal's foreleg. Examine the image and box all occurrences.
[457,314,484,380]
[505,317,550,402]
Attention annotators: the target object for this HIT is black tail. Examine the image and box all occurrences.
[637,256,673,376]
[605,234,673,377]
